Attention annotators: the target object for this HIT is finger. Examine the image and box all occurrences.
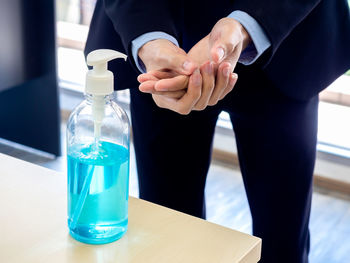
[139,81,186,99]
[219,73,238,100]
[148,70,178,79]
[138,74,159,83]
[152,90,186,99]
[208,62,231,106]
[174,69,202,114]
[152,70,202,115]
[152,94,178,109]
[155,75,189,92]
[193,61,215,111]
[139,80,157,93]
[222,45,241,72]
[138,70,180,83]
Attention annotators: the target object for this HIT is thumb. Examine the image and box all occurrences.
[209,27,240,64]
[210,40,236,64]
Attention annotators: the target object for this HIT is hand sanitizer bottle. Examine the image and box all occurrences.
[66,49,130,244]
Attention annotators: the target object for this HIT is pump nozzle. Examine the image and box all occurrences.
[86,49,127,96]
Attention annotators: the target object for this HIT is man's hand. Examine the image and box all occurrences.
[138,39,197,75]
[138,38,204,114]
[139,35,213,96]
[189,18,250,109]
[187,34,238,110]
[151,69,203,115]
[138,18,251,114]
[137,39,194,101]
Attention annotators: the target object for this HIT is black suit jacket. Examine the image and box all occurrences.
[85,0,350,100]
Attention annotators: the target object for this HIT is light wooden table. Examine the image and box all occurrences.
[0,153,261,263]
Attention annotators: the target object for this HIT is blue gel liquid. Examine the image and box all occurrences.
[67,142,129,244]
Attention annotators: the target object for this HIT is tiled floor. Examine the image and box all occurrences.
[1,124,350,262]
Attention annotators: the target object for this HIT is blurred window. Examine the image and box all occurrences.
[57,0,96,25]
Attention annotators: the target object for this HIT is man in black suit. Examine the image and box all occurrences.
[85,0,350,262]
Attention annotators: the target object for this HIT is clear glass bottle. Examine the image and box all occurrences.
[66,49,129,244]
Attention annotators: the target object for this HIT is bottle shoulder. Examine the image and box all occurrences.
[110,100,130,127]
[67,98,129,128]
[67,101,86,124]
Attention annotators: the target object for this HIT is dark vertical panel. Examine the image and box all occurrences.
[0,0,61,156]
[0,0,25,92]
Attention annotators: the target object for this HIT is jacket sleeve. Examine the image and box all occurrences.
[231,0,322,60]
[103,0,178,57]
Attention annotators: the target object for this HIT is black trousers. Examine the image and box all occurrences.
[129,77,319,263]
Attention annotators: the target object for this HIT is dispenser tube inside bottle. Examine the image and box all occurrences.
[92,95,105,141]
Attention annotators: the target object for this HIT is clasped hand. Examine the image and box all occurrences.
[137,18,251,115]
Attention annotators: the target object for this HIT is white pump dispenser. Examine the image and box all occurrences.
[86,49,127,139]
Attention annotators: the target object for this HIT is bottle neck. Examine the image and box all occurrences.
[85,93,112,104]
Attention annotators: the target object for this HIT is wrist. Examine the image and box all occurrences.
[240,25,252,51]
[138,39,175,61]
[225,17,252,51]
[138,40,154,62]
[139,39,178,71]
